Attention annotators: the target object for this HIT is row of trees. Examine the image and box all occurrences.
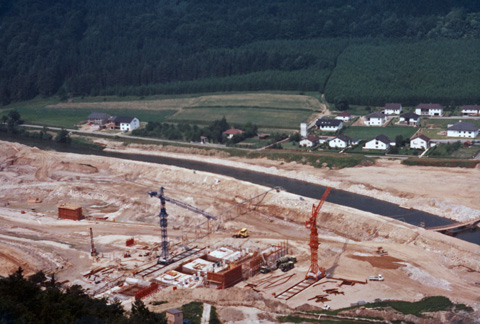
[0,0,479,103]
[0,111,71,143]
[0,267,166,324]
[132,117,258,144]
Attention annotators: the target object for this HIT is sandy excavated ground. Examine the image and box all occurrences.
[0,140,479,322]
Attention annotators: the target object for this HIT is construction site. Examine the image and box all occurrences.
[0,140,480,323]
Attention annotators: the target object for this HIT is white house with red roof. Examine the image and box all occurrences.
[299,135,320,147]
[223,128,244,139]
[410,134,431,150]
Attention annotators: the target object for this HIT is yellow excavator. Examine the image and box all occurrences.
[232,228,249,238]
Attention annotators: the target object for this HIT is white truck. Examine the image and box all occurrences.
[369,274,384,281]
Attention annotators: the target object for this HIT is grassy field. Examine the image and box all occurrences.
[169,107,313,129]
[2,92,323,130]
[343,126,417,140]
[1,107,177,128]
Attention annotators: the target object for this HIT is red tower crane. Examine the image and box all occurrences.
[305,187,331,281]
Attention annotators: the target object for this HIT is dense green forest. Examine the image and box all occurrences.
[1,0,479,105]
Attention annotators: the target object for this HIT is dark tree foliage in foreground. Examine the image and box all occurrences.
[0,267,166,324]
[0,0,479,104]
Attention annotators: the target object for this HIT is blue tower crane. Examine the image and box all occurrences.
[148,187,171,265]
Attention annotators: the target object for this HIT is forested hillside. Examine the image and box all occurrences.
[1,0,479,105]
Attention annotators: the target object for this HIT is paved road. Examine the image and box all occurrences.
[20,124,228,149]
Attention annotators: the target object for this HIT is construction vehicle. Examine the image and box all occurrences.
[376,246,388,256]
[276,255,297,269]
[279,261,295,272]
[369,274,384,281]
[260,265,272,273]
[232,228,249,238]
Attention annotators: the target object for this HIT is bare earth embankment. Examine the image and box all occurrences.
[0,140,479,323]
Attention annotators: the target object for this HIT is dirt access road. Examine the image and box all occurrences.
[0,140,479,320]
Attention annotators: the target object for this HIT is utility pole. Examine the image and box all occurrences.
[90,227,98,258]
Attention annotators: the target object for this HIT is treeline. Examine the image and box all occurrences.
[325,39,480,106]
[132,116,259,144]
[0,268,166,324]
[1,0,479,104]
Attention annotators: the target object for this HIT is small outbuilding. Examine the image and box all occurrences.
[223,128,244,139]
[166,309,183,324]
[58,204,84,220]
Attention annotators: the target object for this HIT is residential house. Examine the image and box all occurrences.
[315,119,343,132]
[329,134,353,148]
[384,103,402,115]
[363,134,391,150]
[223,128,244,139]
[399,112,420,126]
[299,135,320,147]
[364,112,386,126]
[415,103,443,116]
[447,121,479,138]
[335,111,352,122]
[410,134,431,150]
[88,112,111,126]
[107,116,140,132]
[461,105,480,116]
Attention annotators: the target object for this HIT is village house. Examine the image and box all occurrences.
[415,103,443,116]
[447,121,479,138]
[87,112,111,126]
[384,103,402,115]
[364,112,386,126]
[335,111,352,122]
[223,128,244,139]
[315,118,343,132]
[299,135,320,147]
[363,134,392,150]
[410,134,431,150]
[461,105,480,116]
[107,116,140,132]
[399,112,420,126]
[329,134,355,148]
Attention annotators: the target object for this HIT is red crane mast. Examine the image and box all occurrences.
[305,187,331,281]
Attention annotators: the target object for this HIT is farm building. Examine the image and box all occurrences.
[88,112,111,126]
[335,111,352,122]
[107,116,140,132]
[223,128,244,139]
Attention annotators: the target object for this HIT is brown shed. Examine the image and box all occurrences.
[58,204,84,220]
[166,308,183,324]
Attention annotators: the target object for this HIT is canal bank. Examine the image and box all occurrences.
[0,133,478,245]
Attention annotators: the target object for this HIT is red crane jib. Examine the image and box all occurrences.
[305,187,331,281]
